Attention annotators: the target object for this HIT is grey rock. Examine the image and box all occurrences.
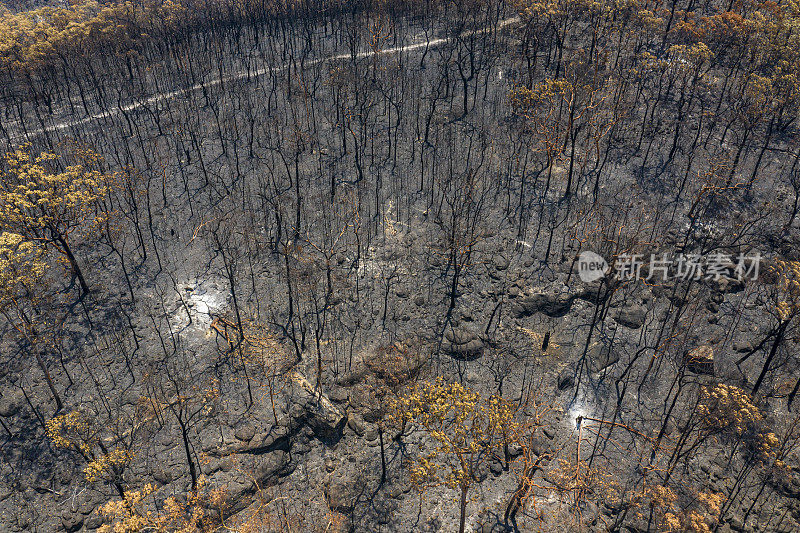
[575,279,614,304]
[338,344,426,388]
[531,433,553,457]
[687,345,714,375]
[253,450,293,482]
[444,327,484,359]
[362,406,382,423]
[234,424,256,442]
[733,339,756,353]
[243,426,290,454]
[579,501,599,525]
[83,512,104,530]
[200,430,221,453]
[365,344,426,383]
[60,510,83,533]
[336,367,370,387]
[324,471,363,512]
[364,425,379,441]
[475,463,489,482]
[445,327,477,345]
[216,450,295,516]
[588,344,620,373]
[348,414,367,436]
[508,442,524,457]
[445,339,484,359]
[716,277,745,293]
[0,389,24,418]
[293,442,311,455]
[289,372,346,438]
[152,465,173,484]
[217,457,236,473]
[511,292,574,318]
[614,305,647,329]
[328,387,349,404]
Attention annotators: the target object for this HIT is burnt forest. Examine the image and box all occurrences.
[1,0,800,531]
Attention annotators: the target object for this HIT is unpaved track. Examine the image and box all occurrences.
[8,16,519,142]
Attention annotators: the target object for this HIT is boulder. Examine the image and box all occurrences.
[234,423,256,442]
[327,387,349,404]
[347,413,367,436]
[336,366,370,387]
[443,327,484,359]
[494,255,510,271]
[83,511,104,530]
[288,372,346,438]
[324,468,364,513]
[445,327,476,345]
[714,277,745,294]
[587,344,620,373]
[686,345,714,375]
[511,292,574,318]
[733,339,756,354]
[152,465,173,484]
[574,279,612,305]
[239,426,289,454]
[614,305,647,329]
[253,449,293,482]
[531,434,552,457]
[489,457,504,475]
[216,449,295,515]
[338,343,426,387]
[0,389,24,418]
[507,442,524,457]
[60,510,83,533]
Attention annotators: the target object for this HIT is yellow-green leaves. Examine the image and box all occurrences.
[0,231,46,302]
[1,144,108,239]
[0,144,113,295]
[0,0,186,72]
[393,377,518,490]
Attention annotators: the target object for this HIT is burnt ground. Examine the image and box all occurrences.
[1,3,800,532]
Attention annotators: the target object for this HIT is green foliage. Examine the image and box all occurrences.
[393,377,518,490]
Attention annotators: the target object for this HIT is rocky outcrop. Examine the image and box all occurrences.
[511,292,575,318]
[0,389,24,418]
[587,343,620,373]
[613,305,647,329]
[324,467,364,513]
[686,345,714,375]
[443,327,484,359]
[288,371,346,438]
